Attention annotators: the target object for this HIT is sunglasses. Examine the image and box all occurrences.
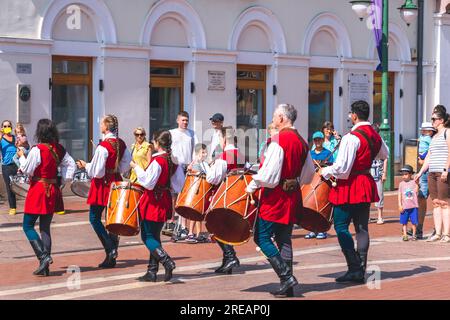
[135,133,145,137]
[3,125,11,128]
[431,117,442,122]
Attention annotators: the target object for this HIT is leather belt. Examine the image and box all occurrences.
[280,178,299,192]
[350,169,371,176]
[32,177,57,198]
[32,177,57,184]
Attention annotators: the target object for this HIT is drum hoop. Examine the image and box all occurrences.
[111,184,144,194]
[176,174,207,207]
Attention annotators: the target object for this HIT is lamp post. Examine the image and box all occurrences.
[350,0,417,191]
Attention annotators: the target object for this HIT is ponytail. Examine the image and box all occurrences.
[153,130,175,177]
[103,114,119,137]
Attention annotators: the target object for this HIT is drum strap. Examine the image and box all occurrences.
[352,129,375,160]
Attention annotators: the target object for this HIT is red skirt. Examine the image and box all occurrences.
[87,175,122,207]
[139,190,172,223]
[24,181,63,215]
[329,174,379,206]
[259,185,301,225]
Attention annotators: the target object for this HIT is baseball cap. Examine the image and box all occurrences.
[209,113,224,122]
[312,131,325,140]
[399,164,414,174]
[420,122,436,132]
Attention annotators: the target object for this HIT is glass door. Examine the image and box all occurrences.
[308,68,333,142]
[373,71,395,127]
[149,61,184,137]
[52,56,92,161]
[236,65,266,162]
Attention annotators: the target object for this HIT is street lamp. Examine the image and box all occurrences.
[350,0,418,191]
[349,1,373,21]
[399,0,418,26]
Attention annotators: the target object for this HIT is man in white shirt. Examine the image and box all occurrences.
[320,101,389,284]
[168,111,197,239]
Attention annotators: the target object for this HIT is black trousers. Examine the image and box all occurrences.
[2,164,17,209]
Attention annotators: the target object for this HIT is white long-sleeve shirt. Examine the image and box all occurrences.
[246,133,316,193]
[209,129,223,161]
[205,144,238,185]
[133,151,185,193]
[19,146,76,183]
[321,122,390,180]
[169,128,198,166]
[85,132,132,179]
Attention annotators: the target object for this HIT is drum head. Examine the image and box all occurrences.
[70,181,90,198]
[205,208,252,245]
[297,206,333,233]
[106,224,139,237]
[10,179,29,198]
[175,206,205,222]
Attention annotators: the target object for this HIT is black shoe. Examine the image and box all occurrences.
[29,240,53,276]
[138,255,159,282]
[336,249,365,284]
[268,255,298,298]
[152,247,176,282]
[215,242,239,274]
[406,229,414,236]
[97,234,117,268]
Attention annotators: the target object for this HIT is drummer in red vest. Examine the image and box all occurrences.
[130,130,185,282]
[17,119,76,276]
[246,104,315,298]
[206,126,245,275]
[319,101,389,283]
[76,115,131,269]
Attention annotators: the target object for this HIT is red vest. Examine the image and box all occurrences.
[259,128,309,225]
[24,143,66,215]
[139,153,177,222]
[328,124,382,205]
[87,138,126,206]
[221,148,244,171]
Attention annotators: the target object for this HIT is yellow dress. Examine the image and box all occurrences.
[129,141,152,183]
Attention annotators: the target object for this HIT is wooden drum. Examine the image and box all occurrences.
[205,169,260,246]
[106,182,144,236]
[175,172,214,221]
[298,171,333,233]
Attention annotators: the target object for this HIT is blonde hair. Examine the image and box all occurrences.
[133,127,146,137]
[15,122,26,135]
[103,114,119,136]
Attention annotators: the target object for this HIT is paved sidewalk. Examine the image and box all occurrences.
[1,193,448,300]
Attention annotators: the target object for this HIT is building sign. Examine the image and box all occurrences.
[16,63,32,74]
[17,84,31,124]
[348,73,370,105]
[208,71,226,91]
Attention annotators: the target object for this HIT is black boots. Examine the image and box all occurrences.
[335,249,365,283]
[97,233,118,268]
[285,260,294,297]
[152,247,176,282]
[215,241,240,274]
[358,250,368,275]
[138,255,159,282]
[29,240,52,276]
[268,255,298,298]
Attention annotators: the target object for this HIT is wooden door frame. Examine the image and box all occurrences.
[52,55,93,158]
[236,64,267,129]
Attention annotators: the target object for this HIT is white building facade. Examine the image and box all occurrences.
[0,0,449,165]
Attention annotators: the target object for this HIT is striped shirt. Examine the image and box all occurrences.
[429,130,449,173]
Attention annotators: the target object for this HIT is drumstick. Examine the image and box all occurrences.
[313,159,337,187]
